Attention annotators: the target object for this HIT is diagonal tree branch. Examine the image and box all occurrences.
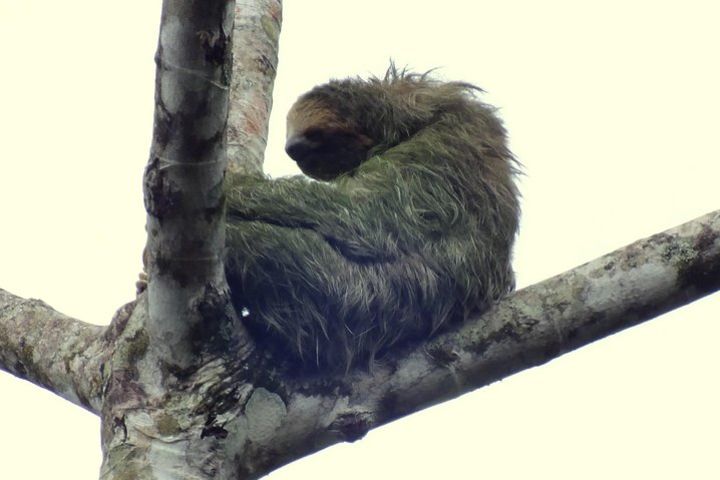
[0,289,108,413]
[230,209,720,477]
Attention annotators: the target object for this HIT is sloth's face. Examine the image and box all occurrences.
[286,98,373,181]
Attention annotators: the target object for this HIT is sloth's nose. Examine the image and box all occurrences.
[285,134,318,162]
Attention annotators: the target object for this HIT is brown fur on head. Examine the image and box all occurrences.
[286,97,374,180]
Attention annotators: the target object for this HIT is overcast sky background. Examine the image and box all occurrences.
[1,1,718,478]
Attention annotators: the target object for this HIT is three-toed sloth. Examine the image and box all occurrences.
[226,67,520,371]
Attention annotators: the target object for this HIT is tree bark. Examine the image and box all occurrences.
[227,0,282,175]
[143,0,243,370]
[0,289,106,413]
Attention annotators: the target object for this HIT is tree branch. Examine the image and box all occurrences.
[143,0,246,370]
[0,289,107,413]
[227,0,282,175]
[231,209,720,477]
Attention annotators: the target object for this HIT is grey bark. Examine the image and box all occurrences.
[1,0,719,478]
[143,0,244,371]
[0,290,106,413]
[227,0,282,175]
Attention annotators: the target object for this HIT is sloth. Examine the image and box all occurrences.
[225,67,520,371]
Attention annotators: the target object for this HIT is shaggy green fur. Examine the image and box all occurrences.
[226,68,520,371]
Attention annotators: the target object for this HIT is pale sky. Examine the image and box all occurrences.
[1,1,719,478]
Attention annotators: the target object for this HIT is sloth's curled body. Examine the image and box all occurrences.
[225,69,520,370]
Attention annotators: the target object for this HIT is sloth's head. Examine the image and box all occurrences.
[285,92,375,181]
[285,67,485,181]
